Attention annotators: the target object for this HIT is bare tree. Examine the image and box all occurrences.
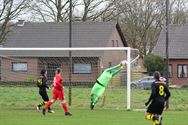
[115,0,167,57]
[28,0,122,22]
[0,0,29,43]
[75,0,121,22]
[29,0,78,22]
[171,0,188,24]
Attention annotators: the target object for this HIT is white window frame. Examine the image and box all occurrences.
[177,64,187,78]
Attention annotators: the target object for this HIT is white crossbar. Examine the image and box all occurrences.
[0,47,131,51]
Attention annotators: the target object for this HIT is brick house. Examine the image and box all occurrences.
[0,21,128,86]
[153,24,188,85]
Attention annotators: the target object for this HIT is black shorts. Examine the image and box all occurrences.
[39,90,49,102]
[147,101,165,115]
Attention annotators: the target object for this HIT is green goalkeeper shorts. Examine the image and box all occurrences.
[91,82,105,97]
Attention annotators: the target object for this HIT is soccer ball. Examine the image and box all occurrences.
[121,60,127,65]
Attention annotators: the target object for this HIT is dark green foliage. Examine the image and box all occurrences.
[143,54,164,75]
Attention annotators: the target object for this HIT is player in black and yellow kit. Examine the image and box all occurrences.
[145,71,171,125]
[36,69,54,113]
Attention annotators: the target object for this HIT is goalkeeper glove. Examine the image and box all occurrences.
[121,60,127,64]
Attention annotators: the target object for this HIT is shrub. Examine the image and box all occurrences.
[143,54,164,75]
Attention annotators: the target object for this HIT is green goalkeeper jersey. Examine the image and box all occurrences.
[97,64,122,87]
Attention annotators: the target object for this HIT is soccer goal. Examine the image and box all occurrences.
[0,47,139,110]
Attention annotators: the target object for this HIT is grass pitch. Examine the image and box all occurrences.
[0,108,188,125]
[0,86,188,125]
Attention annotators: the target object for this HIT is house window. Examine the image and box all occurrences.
[12,62,28,72]
[168,64,172,78]
[177,64,187,78]
[73,63,91,74]
[112,40,115,47]
[112,40,119,47]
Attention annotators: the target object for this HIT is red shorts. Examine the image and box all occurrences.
[52,89,65,100]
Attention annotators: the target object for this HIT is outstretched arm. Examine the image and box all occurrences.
[112,68,123,77]
[164,85,171,101]
[105,64,120,72]
[106,62,125,77]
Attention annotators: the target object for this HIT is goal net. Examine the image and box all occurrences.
[0,47,141,110]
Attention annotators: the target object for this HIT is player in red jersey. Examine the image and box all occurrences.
[42,68,72,116]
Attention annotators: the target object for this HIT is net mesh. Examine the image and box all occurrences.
[0,49,128,87]
[0,49,187,110]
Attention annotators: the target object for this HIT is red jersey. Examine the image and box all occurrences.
[52,74,63,91]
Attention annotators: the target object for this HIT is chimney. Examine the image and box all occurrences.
[17,20,25,26]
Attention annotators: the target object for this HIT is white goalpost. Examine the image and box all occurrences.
[0,47,139,110]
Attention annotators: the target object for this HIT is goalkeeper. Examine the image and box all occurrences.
[90,61,125,110]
